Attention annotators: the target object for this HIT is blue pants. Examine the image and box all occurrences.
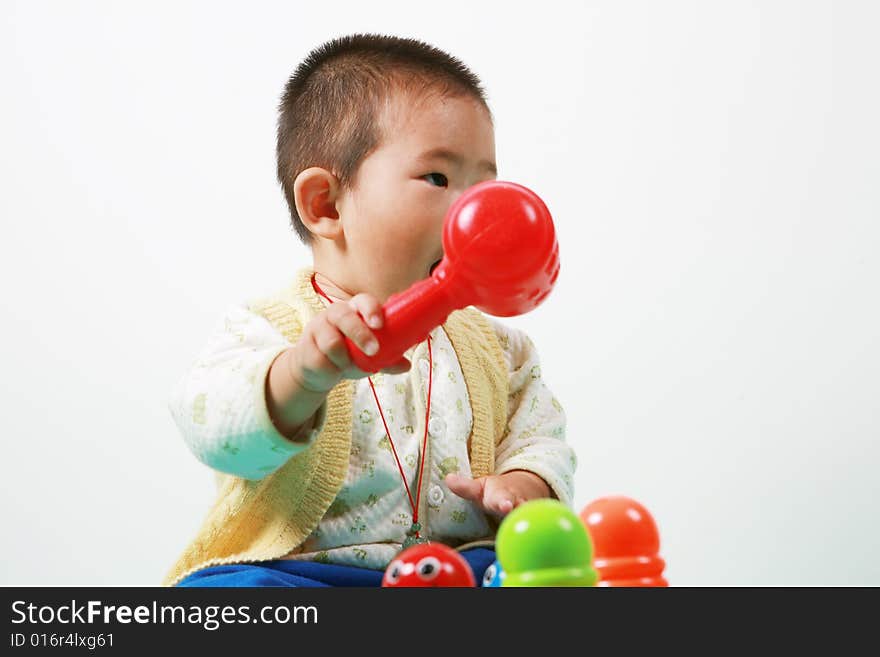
[176,548,496,587]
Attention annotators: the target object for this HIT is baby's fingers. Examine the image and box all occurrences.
[311,315,354,371]
[348,293,384,330]
[327,302,379,357]
[445,473,485,504]
[489,497,515,516]
[482,480,518,516]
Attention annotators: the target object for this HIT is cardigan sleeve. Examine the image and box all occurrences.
[168,303,326,480]
[488,318,577,507]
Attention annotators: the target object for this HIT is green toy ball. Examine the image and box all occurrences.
[496,498,598,587]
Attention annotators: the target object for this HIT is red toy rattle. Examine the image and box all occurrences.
[345,180,560,372]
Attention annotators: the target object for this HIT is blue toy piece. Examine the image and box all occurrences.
[481,560,506,587]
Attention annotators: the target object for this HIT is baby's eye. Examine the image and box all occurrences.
[422,173,448,188]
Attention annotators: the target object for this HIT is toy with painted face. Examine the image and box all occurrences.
[481,560,506,587]
[496,498,598,587]
[382,542,476,587]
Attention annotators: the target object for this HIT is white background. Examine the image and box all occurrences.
[2,1,877,586]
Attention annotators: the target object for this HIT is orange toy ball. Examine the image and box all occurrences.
[580,495,668,587]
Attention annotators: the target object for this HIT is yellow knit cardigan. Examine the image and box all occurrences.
[162,268,509,586]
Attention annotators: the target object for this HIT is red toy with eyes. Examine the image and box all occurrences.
[382,543,476,587]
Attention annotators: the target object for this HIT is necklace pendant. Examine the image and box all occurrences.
[402,522,429,550]
[402,535,429,550]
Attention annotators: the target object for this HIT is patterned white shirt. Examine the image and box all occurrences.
[169,300,576,570]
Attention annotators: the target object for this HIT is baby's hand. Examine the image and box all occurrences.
[444,471,553,517]
[291,293,411,393]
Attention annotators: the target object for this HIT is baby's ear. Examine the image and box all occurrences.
[293,167,341,239]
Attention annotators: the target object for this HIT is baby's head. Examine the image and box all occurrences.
[276,34,497,302]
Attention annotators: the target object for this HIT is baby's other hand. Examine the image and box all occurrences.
[444,471,553,517]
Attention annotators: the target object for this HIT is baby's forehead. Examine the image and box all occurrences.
[378,90,492,142]
[382,80,488,121]
[378,85,448,124]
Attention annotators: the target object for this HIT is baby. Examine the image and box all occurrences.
[163,34,576,587]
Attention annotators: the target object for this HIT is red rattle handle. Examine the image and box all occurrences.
[345,180,560,373]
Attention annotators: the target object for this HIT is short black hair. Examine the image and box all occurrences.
[276,33,491,244]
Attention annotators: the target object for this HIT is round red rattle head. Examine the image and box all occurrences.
[346,180,560,372]
[438,179,559,316]
[381,542,476,588]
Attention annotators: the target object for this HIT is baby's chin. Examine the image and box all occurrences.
[379,259,442,298]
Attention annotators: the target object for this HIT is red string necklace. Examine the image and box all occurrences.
[311,273,433,549]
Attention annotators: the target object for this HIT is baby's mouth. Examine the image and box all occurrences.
[428,258,442,277]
